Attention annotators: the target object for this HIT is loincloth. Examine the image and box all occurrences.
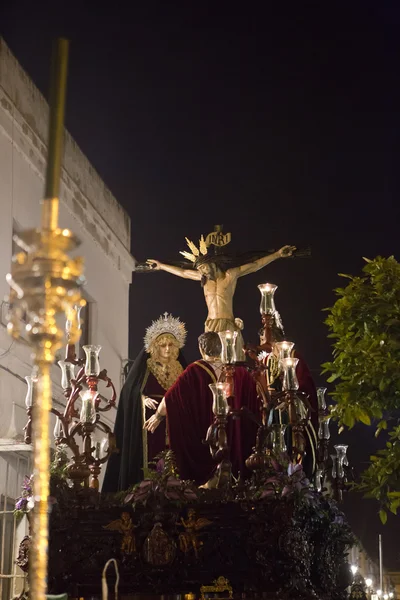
[205,318,239,333]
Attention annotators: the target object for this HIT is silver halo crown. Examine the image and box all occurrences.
[144,312,187,352]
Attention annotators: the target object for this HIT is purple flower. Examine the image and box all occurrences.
[165,477,186,500]
[15,498,27,511]
[22,475,33,495]
[131,480,152,502]
[287,462,302,477]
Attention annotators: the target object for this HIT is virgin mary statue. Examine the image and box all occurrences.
[102,313,187,492]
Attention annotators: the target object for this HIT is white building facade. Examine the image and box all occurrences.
[0,38,134,599]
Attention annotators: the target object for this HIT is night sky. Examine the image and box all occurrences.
[2,1,400,570]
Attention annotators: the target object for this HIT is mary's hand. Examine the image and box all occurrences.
[143,397,159,410]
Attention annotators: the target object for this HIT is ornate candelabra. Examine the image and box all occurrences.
[6,40,84,600]
[57,339,117,489]
[23,330,117,490]
[245,283,317,473]
[247,282,351,498]
[203,331,238,489]
[205,382,232,488]
[205,325,268,489]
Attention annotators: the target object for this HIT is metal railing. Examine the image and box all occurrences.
[0,447,31,600]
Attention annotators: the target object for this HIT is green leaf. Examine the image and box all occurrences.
[327,373,340,383]
[379,379,387,392]
[390,500,400,515]
[358,411,371,426]
[379,509,387,524]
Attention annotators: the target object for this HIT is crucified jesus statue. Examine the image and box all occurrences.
[146,243,296,342]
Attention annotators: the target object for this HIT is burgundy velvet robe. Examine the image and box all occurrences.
[165,360,260,485]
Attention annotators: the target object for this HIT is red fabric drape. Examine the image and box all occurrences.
[165,361,260,484]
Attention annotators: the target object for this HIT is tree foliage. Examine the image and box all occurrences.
[322,256,400,522]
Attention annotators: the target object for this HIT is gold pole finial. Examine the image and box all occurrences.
[41,38,69,232]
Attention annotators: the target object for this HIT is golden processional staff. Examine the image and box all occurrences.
[6,39,85,600]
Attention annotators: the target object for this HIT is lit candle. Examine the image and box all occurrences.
[274,341,294,360]
[218,330,238,364]
[79,389,98,424]
[209,383,229,416]
[280,357,299,391]
[258,283,278,315]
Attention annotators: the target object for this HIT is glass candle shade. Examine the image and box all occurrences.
[100,436,109,459]
[258,283,277,315]
[334,444,348,479]
[218,330,238,364]
[83,345,102,377]
[79,389,98,424]
[316,387,327,411]
[66,303,83,334]
[315,467,324,493]
[53,417,63,440]
[209,383,229,416]
[281,357,299,391]
[274,341,295,360]
[58,360,75,390]
[271,423,287,453]
[294,396,308,420]
[24,374,38,408]
[318,416,331,441]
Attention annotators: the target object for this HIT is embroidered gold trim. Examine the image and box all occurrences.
[193,360,217,383]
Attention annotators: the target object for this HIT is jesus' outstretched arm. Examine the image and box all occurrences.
[232,245,296,278]
[146,259,201,281]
